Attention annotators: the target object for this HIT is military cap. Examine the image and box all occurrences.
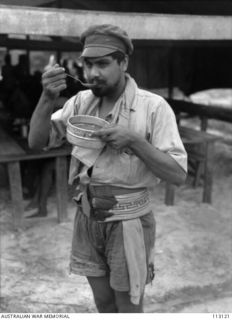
[80,24,134,58]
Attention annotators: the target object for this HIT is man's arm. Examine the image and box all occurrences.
[28,64,66,150]
[129,133,186,185]
[92,126,187,185]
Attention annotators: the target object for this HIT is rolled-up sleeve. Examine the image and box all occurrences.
[150,98,188,172]
[46,95,77,149]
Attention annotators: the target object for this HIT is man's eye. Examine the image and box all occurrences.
[97,62,108,67]
[85,61,92,68]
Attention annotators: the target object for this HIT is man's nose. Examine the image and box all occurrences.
[89,65,100,79]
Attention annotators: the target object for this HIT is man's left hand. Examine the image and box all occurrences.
[92,125,139,150]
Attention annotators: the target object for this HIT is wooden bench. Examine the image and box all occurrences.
[0,126,71,228]
[165,126,220,205]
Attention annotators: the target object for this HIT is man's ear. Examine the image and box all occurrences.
[121,55,129,72]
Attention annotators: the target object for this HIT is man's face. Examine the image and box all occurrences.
[82,55,126,97]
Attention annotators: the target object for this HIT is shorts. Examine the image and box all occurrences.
[69,208,156,292]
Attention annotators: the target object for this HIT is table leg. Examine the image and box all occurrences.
[7,161,24,228]
[165,182,175,206]
[55,156,68,222]
[203,142,213,203]
[200,117,208,131]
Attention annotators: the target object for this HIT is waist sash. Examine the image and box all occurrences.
[88,185,151,222]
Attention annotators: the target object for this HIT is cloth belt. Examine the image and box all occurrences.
[87,185,151,222]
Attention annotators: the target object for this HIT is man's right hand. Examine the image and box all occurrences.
[42,64,67,100]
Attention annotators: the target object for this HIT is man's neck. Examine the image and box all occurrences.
[104,75,126,105]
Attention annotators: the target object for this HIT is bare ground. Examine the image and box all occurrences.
[0,119,232,313]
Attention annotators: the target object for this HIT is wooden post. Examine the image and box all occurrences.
[200,117,208,131]
[8,161,24,228]
[168,46,174,99]
[165,182,175,206]
[203,142,213,203]
[55,156,68,222]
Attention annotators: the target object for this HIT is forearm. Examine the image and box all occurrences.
[129,136,187,185]
[28,92,56,150]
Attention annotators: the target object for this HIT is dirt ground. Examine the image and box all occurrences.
[0,119,232,313]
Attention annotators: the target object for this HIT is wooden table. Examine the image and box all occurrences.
[0,126,71,228]
[165,126,220,205]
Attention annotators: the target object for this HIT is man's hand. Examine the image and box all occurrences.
[42,64,67,100]
[28,64,67,150]
[92,125,141,150]
[93,124,187,185]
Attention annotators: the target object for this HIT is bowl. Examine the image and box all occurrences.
[66,115,109,149]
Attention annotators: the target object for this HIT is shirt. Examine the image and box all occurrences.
[48,74,187,189]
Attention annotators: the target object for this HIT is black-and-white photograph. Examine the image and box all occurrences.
[0,0,232,317]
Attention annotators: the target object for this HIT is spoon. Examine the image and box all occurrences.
[65,73,96,88]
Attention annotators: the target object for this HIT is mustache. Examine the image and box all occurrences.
[87,79,105,86]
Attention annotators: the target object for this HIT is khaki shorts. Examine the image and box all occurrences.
[70,208,156,292]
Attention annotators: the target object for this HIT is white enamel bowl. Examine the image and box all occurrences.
[66,115,109,149]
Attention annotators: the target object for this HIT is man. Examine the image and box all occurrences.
[28,24,187,313]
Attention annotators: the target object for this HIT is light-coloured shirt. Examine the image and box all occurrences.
[48,74,187,189]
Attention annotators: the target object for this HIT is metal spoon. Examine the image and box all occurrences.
[65,73,96,88]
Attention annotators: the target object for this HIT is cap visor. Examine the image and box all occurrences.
[81,46,116,58]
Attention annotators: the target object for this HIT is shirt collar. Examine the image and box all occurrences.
[92,73,137,123]
[104,74,137,120]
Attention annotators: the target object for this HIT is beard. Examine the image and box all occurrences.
[91,84,115,97]
[91,87,105,97]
